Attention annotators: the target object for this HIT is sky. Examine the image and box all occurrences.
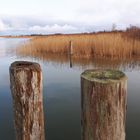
[0,0,140,35]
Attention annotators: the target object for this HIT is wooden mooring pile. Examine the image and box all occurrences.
[9,61,127,140]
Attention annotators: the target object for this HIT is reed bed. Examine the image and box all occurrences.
[16,31,140,59]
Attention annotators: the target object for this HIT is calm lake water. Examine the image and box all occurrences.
[0,38,140,140]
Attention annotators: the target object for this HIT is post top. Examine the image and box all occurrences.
[81,69,127,84]
[10,61,41,72]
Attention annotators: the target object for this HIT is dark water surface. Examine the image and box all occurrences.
[0,38,140,140]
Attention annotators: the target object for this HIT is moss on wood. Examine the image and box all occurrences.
[81,69,127,83]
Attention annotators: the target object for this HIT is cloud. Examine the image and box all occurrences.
[0,17,92,35]
[0,0,140,36]
[0,0,140,37]
[29,24,78,34]
[76,0,140,26]
[0,20,6,31]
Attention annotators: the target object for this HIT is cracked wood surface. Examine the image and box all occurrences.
[10,61,45,140]
[81,69,127,140]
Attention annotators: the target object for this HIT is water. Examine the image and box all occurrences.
[0,38,140,140]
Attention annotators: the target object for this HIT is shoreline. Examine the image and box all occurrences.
[0,31,123,38]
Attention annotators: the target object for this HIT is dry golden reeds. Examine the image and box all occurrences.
[16,31,140,59]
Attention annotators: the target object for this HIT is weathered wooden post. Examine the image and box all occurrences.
[68,40,74,57]
[81,69,127,140]
[9,61,45,140]
[69,41,73,68]
[69,40,73,55]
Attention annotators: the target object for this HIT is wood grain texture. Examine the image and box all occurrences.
[10,61,45,140]
[81,69,127,140]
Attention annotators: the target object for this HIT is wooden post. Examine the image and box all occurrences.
[69,40,73,55]
[68,41,73,68]
[9,61,45,140]
[81,69,127,140]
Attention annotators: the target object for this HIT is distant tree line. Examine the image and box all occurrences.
[125,25,140,40]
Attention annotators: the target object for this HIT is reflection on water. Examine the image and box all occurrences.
[0,38,140,140]
[16,52,140,71]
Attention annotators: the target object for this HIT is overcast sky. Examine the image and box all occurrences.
[0,0,140,35]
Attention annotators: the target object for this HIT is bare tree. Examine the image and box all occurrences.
[112,23,117,31]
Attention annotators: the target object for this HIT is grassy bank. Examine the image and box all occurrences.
[16,27,140,59]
